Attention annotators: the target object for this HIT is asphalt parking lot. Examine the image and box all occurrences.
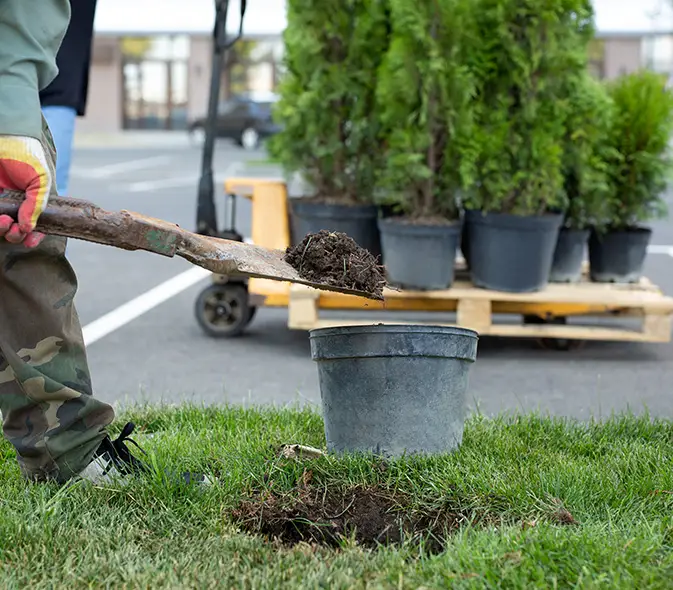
[64,134,673,421]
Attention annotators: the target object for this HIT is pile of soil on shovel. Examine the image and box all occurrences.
[231,475,467,552]
[283,230,386,299]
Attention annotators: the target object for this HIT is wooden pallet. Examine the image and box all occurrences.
[287,269,673,343]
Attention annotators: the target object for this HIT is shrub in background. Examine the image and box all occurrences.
[588,70,673,283]
[374,0,477,223]
[548,71,616,282]
[267,0,390,205]
[457,0,597,293]
[462,0,596,216]
[267,0,390,255]
[372,0,478,290]
[560,72,616,231]
[601,70,673,231]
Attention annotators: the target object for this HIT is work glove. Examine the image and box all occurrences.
[0,135,52,248]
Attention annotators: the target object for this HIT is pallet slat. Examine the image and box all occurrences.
[292,318,670,343]
[287,276,673,344]
[381,280,672,307]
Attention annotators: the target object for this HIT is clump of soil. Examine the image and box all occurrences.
[231,467,582,551]
[549,498,579,526]
[283,230,386,299]
[231,476,465,552]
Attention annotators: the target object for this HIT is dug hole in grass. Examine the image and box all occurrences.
[1,404,673,587]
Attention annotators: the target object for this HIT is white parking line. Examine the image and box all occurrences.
[127,175,199,192]
[79,160,249,345]
[82,235,255,346]
[648,245,673,257]
[82,266,211,346]
[72,155,173,179]
[126,162,243,193]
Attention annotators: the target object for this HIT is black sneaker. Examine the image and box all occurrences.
[76,421,215,486]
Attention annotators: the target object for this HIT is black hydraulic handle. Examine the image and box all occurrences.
[196,0,247,236]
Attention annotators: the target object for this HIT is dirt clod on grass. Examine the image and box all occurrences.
[232,479,465,551]
[549,498,579,526]
[283,230,386,299]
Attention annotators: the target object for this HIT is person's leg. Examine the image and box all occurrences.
[41,105,77,196]
[0,116,115,484]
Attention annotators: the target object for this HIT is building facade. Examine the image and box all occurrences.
[78,33,283,133]
[78,0,673,133]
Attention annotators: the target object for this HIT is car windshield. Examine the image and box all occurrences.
[253,102,274,117]
[217,100,241,115]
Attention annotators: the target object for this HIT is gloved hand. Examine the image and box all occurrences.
[0,135,52,249]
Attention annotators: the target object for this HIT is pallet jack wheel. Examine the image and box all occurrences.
[523,315,585,351]
[194,283,256,338]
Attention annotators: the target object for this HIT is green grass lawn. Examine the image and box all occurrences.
[1,404,672,589]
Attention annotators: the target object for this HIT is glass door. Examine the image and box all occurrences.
[120,35,190,130]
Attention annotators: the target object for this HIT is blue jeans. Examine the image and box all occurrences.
[41,106,77,196]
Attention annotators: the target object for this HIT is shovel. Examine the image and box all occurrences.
[0,191,383,300]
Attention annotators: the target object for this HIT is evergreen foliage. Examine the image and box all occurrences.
[373,0,477,222]
[600,70,673,230]
[269,0,673,229]
[559,72,616,230]
[267,0,390,205]
[461,0,596,217]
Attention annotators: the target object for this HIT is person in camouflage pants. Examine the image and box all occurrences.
[1,1,211,486]
[0,116,117,483]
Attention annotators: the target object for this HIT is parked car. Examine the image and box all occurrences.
[187,93,281,150]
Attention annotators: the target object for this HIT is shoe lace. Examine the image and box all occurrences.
[98,421,149,476]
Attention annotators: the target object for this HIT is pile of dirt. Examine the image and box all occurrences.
[231,469,582,551]
[231,474,465,551]
[283,230,386,299]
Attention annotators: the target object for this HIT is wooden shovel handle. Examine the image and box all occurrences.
[0,191,179,257]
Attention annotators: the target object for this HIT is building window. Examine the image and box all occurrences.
[643,34,673,75]
[588,38,605,78]
[222,38,285,98]
[120,35,190,130]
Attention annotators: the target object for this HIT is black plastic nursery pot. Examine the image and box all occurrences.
[549,227,590,283]
[464,209,564,292]
[588,227,652,283]
[309,324,479,459]
[288,198,382,259]
[377,217,462,290]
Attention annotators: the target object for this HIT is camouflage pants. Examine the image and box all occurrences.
[0,117,115,483]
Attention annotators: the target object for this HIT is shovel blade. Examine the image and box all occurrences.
[178,230,381,299]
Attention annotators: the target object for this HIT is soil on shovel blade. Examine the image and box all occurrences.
[283,230,386,299]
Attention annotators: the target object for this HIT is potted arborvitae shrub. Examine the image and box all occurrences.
[460,0,595,293]
[588,70,673,283]
[550,72,616,283]
[373,0,477,290]
[267,0,390,258]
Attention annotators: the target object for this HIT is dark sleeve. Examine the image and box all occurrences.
[39,0,98,117]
